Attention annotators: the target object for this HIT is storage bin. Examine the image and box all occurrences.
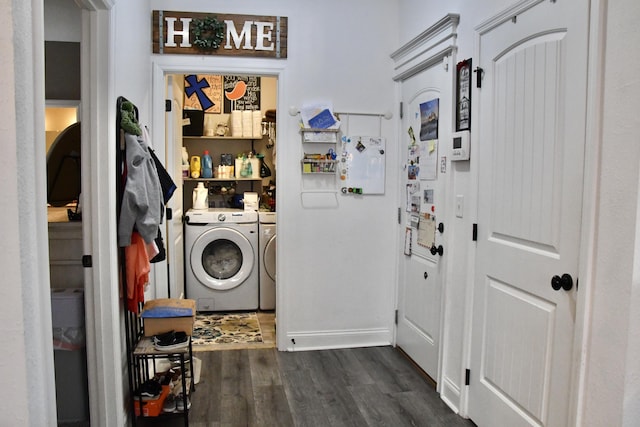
[51,288,89,423]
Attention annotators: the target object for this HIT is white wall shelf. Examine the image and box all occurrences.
[183,136,258,141]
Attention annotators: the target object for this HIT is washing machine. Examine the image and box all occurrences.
[185,208,259,311]
[258,211,276,310]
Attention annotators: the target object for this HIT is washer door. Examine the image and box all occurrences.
[264,234,276,281]
[190,227,255,291]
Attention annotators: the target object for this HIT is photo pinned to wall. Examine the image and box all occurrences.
[223,75,261,112]
[419,98,439,141]
[456,58,472,131]
[407,130,420,180]
[424,188,434,204]
[417,213,436,248]
[404,227,412,256]
[419,139,438,180]
[184,74,223,113]
[406,181,420,212]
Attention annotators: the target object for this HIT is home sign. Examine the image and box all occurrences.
[152,11,288,59]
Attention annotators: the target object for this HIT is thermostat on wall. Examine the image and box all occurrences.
[451,131,470,161]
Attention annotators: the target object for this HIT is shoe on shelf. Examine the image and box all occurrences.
[138,379,162,398]
[154,332,189,351]
[175,393,191,412]
[152,330,175,345]
[162,393,177,413]
[155,339,188,351]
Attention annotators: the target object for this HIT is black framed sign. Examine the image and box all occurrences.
[456,58,472,131]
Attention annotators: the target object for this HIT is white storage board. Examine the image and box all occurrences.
[340,135,386,194]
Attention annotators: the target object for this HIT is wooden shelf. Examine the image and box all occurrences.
[183,135,259,141]
[183,177,262,182]
[300,128,339,143]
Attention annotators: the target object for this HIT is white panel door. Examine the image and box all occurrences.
[165,75,185,298]
[468,1,588,426]
[396,68,451,381]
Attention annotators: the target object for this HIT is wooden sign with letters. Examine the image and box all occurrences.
[152,11,288,58]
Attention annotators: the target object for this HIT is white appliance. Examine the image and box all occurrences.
[258,211,276,310]
[185,208,259,311]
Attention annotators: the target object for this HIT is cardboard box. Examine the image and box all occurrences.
[142,299,195,337]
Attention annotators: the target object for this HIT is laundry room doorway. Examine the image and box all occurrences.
[152,61,282,349]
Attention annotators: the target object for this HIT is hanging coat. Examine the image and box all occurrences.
[118,132,162,246]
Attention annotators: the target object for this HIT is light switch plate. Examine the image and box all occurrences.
[456,195,464,218]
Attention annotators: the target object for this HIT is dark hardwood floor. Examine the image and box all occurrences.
[138,346,474,427]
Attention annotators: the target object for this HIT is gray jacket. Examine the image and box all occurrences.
[118,132,162,246]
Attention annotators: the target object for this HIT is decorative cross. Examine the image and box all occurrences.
[185,75,215,111]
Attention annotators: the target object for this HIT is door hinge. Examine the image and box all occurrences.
[82,255,92,268]
[472,223,478,241]
[166,207,172,221]
[399,102,403,119]
[165,99,171,112]
[465,369,471,386]
[395,309,398,325]
[474,67,484,89]
[397,207,401,224]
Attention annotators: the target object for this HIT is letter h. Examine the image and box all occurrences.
[165,17,193,48]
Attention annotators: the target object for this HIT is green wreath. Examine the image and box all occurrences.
[191,16,225,50]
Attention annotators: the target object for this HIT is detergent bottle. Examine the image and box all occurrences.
[181,147,190,178]
[190,155,201,178]
[192,182,208,210]
[201,150,213,178]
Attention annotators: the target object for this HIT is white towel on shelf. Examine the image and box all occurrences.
[230,110,243,137]
[252,110,263,139]
[242,110,253,138]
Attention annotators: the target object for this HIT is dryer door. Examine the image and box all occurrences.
[190,227,255,290]
[264,233,276,281]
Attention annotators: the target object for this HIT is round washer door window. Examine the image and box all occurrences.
[190,227,255,291]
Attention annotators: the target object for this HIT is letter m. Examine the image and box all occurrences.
[224,20,254,50]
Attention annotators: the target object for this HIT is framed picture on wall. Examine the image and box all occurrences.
[456,58,472,132]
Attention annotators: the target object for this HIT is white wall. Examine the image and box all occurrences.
[0,2,32,424]
[115,0,401,351]
[580,0,640,425]
[3,0,56,425]
[44,0,81,41]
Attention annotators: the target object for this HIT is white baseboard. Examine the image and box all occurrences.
[285,327,393,351]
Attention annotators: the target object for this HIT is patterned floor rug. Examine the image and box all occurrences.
[192,312,263,346]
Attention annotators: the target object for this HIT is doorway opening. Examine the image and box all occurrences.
[161,70,279,351]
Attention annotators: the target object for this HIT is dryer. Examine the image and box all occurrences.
[258,211,276,310]
[185,208,259,311]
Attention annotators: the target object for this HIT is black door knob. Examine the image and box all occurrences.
[430,245,444,256]
[551,273,573,291]
[438,223,445,233]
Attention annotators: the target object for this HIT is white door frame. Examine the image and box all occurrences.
[78,3,125,426]
[150,58,287,348]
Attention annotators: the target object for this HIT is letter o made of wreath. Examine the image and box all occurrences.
[191,16,225,50]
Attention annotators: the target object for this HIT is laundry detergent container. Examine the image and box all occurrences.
[51,288,89,423]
